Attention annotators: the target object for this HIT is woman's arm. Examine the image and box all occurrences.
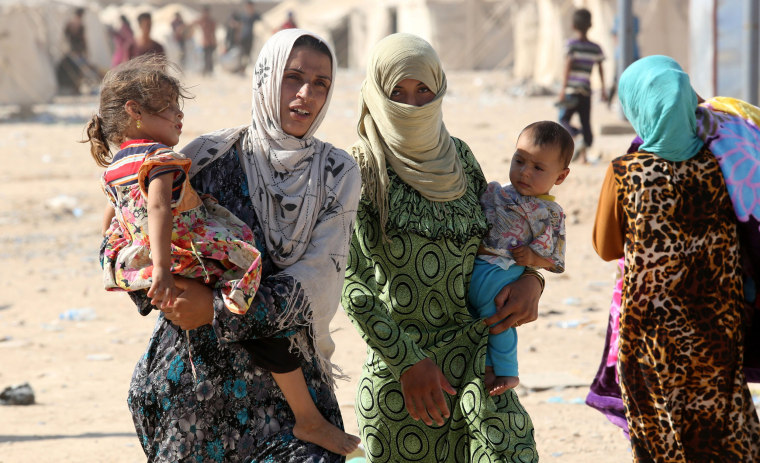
[342,208,455,425]
[592,163,625,261]
[341,211,429,379]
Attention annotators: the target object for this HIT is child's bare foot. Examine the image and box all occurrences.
[484,366,519,396]
[293,415,361,455]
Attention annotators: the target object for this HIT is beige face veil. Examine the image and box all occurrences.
[352,33,467,232]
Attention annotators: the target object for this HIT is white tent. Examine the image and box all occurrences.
[0,0,112,106]
[257,0,690,90]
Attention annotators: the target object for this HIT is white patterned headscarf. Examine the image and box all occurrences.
[183,29,360,383]
[243,28,338,266]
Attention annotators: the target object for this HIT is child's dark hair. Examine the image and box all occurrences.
[519,121,574,168]
[572,8,592,33]
[293,35,332,66]
[83,54,191,167]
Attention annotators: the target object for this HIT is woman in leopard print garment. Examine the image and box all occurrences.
[592,55,760,462]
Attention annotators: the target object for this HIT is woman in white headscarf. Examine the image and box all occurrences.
[102,29,361,461]
[341,33,542,462]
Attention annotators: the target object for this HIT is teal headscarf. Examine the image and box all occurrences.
[618,55,704,161]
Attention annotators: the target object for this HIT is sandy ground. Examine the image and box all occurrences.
[0,68,641,462]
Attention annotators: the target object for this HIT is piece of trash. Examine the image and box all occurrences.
[555,320,581,329]
[59,308,96,321]
[41,323,64,332]
[45,195,82,217]
[0,382,35,405]
[562,297,581,306]
[587,280,611,289]
[86,353,113,361]
[546,396,565,404]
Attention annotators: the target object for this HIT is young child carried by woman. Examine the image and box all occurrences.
[469,120,572,395]
[85,54,358,456]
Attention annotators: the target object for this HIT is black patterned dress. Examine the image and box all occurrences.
[104,147,345,462]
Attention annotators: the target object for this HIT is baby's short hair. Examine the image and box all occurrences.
[519,121,574,168]
[573,8,592,32]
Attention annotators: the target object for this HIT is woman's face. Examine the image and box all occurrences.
[389,79,436,106]
[279,46,332,138]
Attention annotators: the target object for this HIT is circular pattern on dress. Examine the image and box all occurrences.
[389,273,419,314]
[440,345,471,382]
[373,261,388,286]
[376,382,407,421]
[414,242,446,286]
[421,290,448,328]
[482,416,507,448]
[362,424,390,463]
[385,232,413,268]
[361,211,379,247]
[357,377,379,420]
[396,423,430,460]
[366,316,399,345]
[445,263,467,302]
[460,385,482,419]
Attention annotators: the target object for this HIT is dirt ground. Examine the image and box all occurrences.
[0,68,647,462]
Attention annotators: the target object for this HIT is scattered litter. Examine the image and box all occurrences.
[45,195,83,218]
[41,323,64,332]
[0,382,35,405]
[562,297,581,306]
[546,396,586,405]
[587,280,612,289]
[86,353,113,361]
[59,308,96,321]
[555,319,581,328]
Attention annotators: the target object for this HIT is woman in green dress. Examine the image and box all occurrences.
[341,33,543,462]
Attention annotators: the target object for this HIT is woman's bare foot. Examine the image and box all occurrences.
[484,366,520,396]
[293,415,361,455]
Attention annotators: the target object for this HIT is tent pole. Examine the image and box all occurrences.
[744,0,759,104]
[616,0,633,118]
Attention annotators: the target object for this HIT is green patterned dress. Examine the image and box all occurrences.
[342,138,538,462]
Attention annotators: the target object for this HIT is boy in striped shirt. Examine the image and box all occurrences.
[558,8,607,164]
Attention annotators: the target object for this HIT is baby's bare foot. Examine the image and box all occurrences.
[485,366,519,396]
[293,416,361,455]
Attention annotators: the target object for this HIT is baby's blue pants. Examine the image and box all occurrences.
[468,259,524,377]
